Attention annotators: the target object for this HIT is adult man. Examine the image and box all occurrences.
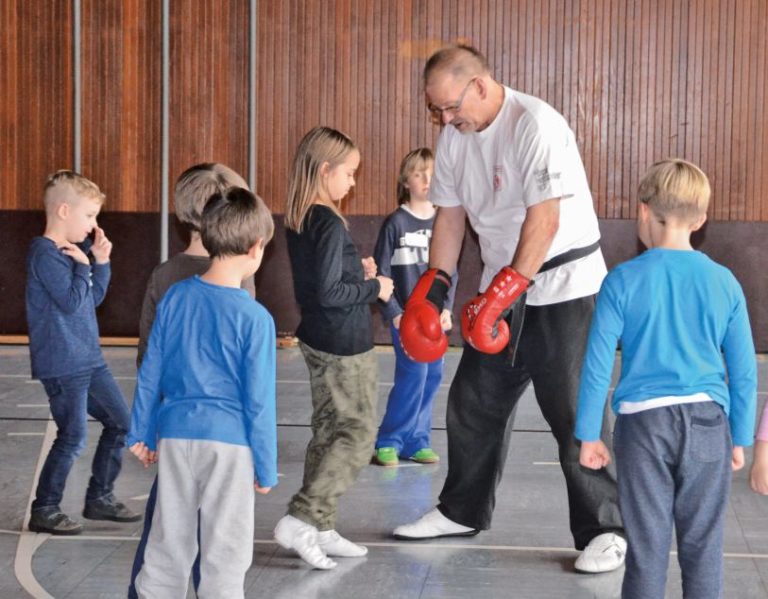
[395,45,625,573]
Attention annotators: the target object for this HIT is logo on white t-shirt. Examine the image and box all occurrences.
[533,168,561,192]
[493,165,502,192]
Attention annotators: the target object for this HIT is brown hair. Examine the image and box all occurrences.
[284,126,357,233]
[201,187,274,258]
[174,163,249,232]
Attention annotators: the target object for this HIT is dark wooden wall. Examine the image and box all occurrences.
[2,0,767,347]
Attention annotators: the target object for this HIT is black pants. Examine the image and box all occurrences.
[437,295,623,550]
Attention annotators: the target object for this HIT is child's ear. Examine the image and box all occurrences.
[248,239,265,257]
[318,161,330,177]
[56,202,70,220]
[691,212,707,232]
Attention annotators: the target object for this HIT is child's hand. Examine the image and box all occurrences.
[750,441,768,495]
[59,242,90,265]
[579,440,611,470]
[440,309,453,332]
[376,276,394,302]
[254,480,272,495]
[90,226,113,264]
[361,257,377,280]
[129,441,155,468]
[392,314,402,330]
[732,446,745,471]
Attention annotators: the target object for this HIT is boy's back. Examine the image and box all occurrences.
[132,275,276,481]
[577,248,755,444]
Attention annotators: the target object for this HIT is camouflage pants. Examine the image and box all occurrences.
[288,343,378,531]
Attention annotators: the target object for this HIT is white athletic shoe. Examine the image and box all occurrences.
[574,532,627,573]
[317,529,368,557]
[274,515,337,570]
[392,508,479,540]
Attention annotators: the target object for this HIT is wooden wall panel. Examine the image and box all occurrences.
[0,1,73,210]
[168,0,249,211]
[254,0,768,222]
[81,0,162,212]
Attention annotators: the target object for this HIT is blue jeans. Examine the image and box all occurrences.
[32,365,130,512]
[128,477,201,599]
[375,324,443,456]
[614,402,732,599]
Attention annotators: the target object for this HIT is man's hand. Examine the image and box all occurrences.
[90,226,113,264]
[461,267,529,353]
[400,269,451,362]
[579,440,612,470]
[440,309,453,332]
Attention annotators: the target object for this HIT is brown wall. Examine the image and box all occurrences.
[2,1,767,347]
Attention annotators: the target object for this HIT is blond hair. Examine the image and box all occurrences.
[638,159,711,223]
[285,126,357,233]
[423,44,490,86]
[201,187,274,258]
[174,163,249,231]
[397,147,434,205]
[43,170,105,212]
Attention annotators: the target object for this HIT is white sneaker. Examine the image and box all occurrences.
[574,532,627,573]
[392,508,479,540]
[317,529,368,557]
[274,515,337,570]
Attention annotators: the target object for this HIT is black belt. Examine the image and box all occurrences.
[538,240,601,274]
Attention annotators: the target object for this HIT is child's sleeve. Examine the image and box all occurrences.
[574,276,623,441]
[90,262,111,307]
[314,217,380,307]
[242,310,278,488]
[32,246,99,314]
[126,299,166,450]
[373,216,402,321]
[722,284,757,446]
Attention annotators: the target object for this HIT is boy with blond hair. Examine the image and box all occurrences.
[128,187,277,598]
[575,159,757,598]
[26,170,141,535]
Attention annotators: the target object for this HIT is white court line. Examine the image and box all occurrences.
[14,418,57,599]
[533,461,560,466]
[4,530,768,560]
[8,433,46,437]
[16,404,49,408]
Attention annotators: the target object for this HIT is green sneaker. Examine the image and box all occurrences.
[409,448,440,464]
[373,447,399,467]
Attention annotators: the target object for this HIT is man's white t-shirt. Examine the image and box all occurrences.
[429,86,607,305]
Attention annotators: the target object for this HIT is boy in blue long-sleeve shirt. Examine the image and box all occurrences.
[127,187,277,599]
[575,159,757,599]
[26,170,141,535]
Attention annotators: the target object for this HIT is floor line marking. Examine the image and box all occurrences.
[14,418,56,599]
[15,533,768,560]
[16,404,49,408]
[8,432,46,437]
[532,461,560,466]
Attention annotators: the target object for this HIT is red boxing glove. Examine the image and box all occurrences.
[461,267,529,354]
[399,269,451,363]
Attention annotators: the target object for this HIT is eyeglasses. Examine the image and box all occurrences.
[427,77,477,122]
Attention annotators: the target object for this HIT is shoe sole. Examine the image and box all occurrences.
[28,525,82,536]
[408,458,440,464]
[393,529,480,541]
[82,512,142,523]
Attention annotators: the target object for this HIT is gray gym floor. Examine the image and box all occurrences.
[0,344,766,598]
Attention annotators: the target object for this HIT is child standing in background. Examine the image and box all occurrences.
[26,170,141,535]
[576,159,757,599]
[372,148,456,467]
[274,126,394,570]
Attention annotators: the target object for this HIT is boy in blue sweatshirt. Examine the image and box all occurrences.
[26,170,141,535]
[575,159,757,599]
[127,187,277,599]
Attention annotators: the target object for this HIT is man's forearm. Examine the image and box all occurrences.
[510,198,560,279]
[429,205,466,274]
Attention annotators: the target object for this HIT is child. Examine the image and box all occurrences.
[25,170,141,535]
[372,147,455,467]
[273,126,394,569]
[750,404,768,495]
[128,163,255,598]
[127,187,277,598]
[575,159,757,599]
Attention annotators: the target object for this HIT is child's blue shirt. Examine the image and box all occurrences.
[26,236,109,379]
[575,248,757,446]
[127,276,278,488]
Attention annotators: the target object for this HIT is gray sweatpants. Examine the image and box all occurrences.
[135,439,255,599]
[288,343,378,530]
